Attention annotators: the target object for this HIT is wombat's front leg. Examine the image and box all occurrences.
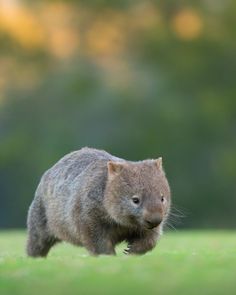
[124,230,160,255]
[89,239,116,256]
[81,223,116,256]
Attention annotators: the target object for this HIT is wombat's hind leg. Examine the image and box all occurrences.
[27,232,58,257]
[26,198,59,257]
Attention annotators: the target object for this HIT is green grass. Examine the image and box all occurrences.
[0,231,236,295]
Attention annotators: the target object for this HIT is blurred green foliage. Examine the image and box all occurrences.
[0,0,236,228]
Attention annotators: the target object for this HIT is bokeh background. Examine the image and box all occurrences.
[0,0,235,229]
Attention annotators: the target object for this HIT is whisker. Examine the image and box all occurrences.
[164,221,177,231]
[170,205,188,217]
[165,204,188,230]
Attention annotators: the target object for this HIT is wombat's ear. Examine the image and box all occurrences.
[107,161,124,176]
[155,157,163,170]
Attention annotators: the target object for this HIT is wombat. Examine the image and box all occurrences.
[27,147,171,257]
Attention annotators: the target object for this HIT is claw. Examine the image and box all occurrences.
[123,248,130,255]
[123,243,133,255]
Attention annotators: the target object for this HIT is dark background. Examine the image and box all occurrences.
[0,0,235,229]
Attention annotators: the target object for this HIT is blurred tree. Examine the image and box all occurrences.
[0,0,236,228]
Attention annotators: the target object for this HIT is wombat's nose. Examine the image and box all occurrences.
[145,217,162,229]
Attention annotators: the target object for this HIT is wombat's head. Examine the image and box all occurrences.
[104,158,171,230]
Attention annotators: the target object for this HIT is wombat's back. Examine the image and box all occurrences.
[50,147,116,177]
[41,147,118,189]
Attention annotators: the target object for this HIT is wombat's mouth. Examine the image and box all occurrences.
[144,219,162,229]
[146,224,157,229]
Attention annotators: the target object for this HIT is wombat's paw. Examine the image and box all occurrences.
[123,239,156,255]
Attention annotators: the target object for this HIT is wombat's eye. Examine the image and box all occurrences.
[132,197,140,205]
[161,196,165,203]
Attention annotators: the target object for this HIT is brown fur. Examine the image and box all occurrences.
[26,147,171,257]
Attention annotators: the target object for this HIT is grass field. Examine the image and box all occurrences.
[0,230,236,295]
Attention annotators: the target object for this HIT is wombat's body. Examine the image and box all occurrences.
[27,147,171,257]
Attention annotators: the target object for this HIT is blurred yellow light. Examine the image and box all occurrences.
[0,0,45,49]
[39,3,80,58]
[47,28,79,59]
[172,9,203,40]
[86,13,125,57]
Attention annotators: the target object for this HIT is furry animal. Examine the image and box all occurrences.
[26,147,171,257]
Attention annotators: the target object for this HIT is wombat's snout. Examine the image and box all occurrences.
[144,216,162,229]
